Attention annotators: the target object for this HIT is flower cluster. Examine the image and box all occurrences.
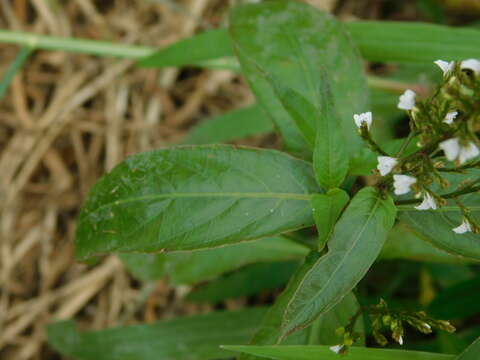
[329,299,455,354]
[354,59,480,234]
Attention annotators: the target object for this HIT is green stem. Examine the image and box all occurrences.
[395,130,418,158]
[367,76,431,95]
[0,30,153,59]
[396,184,480,205]
[361,127,388,156]
[438,160,480,173]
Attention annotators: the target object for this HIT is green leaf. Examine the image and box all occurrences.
[346,21,480,63]
[229,0,368,156]
[264,75,316,147]
[119,253,166,281]
[138,28,235,68]
[311,189,350,251]
[238,258,363,360]
[429,275,480,320]
[134,21,480,72]
[0,46,32,100]
[120,236,308,284]
[165,237,308,285]
[456,337,480,360]
[306,292,364,346]
[379,224,478,264]
[263,71,349,188]
[242,252,323,353]
[187,261,298,304]
[281,187,397,337]
[225,345,455,360]
[47,308,267,360]
[183,104,274,145]
[313,75,349,189]
[76,145,320,261]
[399,197,480,260]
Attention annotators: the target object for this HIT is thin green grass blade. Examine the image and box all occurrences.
[0,46,32,100]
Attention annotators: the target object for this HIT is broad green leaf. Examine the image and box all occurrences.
[238,257,363,360]
[187,261,298,304]
[119,253,166,281]
[398,169,480,260]
[306,292,364,346]
[183,104,273,145]
[166,237,308,285]
[264,75,316,147]
[230,0,368,156]
[346,21,480,63]
[311,189,350,251]
[138,28,235,68]
[428,275,480,320]
[399,194,480,260]
[313,75,349,189]
[379,224,478,264]
[281,187,397,337]
[242,252,323,353]
[135,21,480,71]
[76,145,320,261]
[47,308,267,360]
[225,345,455,360]
[120,236,308,284]
[456,337,480,360]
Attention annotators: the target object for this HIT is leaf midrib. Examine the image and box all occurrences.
[81,191,314,223]
[283,193,382,332]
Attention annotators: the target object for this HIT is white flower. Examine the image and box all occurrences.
[459,142,480,164]
[393,174,417,195]
[443,111,458,125]
[434,60,454,76]
[377,156,398,176]
[329,345,344,354]
[353,112,372,130]
[439,138,460,161]
[398,336,404,345]
[461,59,480,75]
[453,219,472,234]
[415,192,437,210]
[439,138,479,164]
[397,89,416,110]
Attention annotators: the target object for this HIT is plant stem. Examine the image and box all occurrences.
[438,160,480,172]
[367,75,431,95]
[395,130,418,158]
[396,184,480,205]
[0,30,153,59]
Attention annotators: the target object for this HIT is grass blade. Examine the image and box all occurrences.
[0,46,32,100]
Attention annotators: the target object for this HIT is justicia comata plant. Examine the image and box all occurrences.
[358,58,480,235]
[48,1,480,359]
